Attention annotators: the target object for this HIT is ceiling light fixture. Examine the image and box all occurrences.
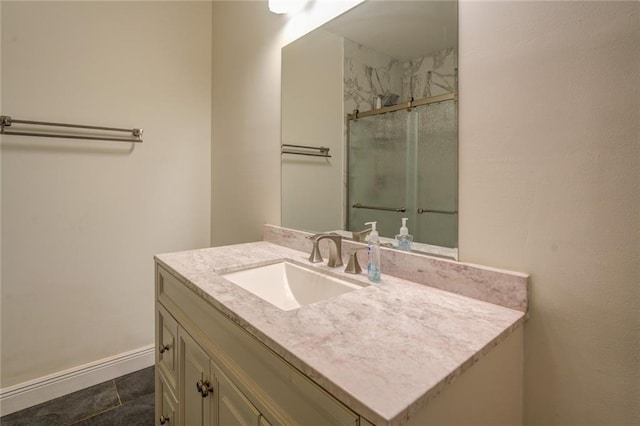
[268,0,306,15]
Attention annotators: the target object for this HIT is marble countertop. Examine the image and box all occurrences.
[155,241,525,425]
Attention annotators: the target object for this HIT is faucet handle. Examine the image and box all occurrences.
[306,233,325,263]
[352,228,372,242]
[344,247,368,274]
[308,241,323,263]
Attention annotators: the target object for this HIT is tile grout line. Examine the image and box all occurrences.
[70,392,155,425]
[65,380,123,426]
[114,379,123,406]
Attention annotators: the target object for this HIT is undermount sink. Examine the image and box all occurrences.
[222,261,363,311]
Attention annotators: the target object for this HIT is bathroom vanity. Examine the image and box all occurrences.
[154,226,528,425]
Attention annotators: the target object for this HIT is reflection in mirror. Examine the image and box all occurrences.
[281,0,458,259]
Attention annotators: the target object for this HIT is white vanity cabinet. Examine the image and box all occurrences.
[155,264,361,426]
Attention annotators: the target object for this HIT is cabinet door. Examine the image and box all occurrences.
[157,305,179,385]
[213,363,262,426]
[179,329,215,425]
[156,370,178,426]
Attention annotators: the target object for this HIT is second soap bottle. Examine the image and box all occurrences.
[395,217,413,251]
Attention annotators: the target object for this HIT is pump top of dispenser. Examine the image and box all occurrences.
[365,221,378,238]
[399,218,409,236]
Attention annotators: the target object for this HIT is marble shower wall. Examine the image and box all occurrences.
[344,40,403,114]
[344,38,456,113]
[403,47,456,100]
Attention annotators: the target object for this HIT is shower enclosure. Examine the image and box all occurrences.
[347,95,458,249]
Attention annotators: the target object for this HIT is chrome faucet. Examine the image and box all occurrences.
[307,233,343,268]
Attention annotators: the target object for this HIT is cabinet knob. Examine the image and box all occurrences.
[196,379,214,397]
[159,344,171,354]
[159,414,170,424]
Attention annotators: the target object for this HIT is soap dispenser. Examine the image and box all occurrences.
[364,221,381,282]
[396,218,413,252]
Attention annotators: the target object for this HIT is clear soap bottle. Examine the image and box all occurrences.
[365,221,381,282]
[396,217,413,252]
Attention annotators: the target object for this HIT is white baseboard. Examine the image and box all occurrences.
[0,344,155,417]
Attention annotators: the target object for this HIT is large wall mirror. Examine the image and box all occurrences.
[281,0,458,259]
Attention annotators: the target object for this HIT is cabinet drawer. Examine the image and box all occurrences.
[156,264,359,426]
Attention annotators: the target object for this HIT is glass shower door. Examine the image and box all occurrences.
[347,110,409,239]
[413,100,458,248]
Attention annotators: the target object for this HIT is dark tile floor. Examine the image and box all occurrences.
[1,366,155,426]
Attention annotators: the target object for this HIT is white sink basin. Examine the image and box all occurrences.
[222,261,363,311]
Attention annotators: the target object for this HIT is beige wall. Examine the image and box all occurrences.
[211,1,283,246]
[1,1,211,387]
[212,1,639,424]
[210,0,362,246]
[458,1,639,425]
